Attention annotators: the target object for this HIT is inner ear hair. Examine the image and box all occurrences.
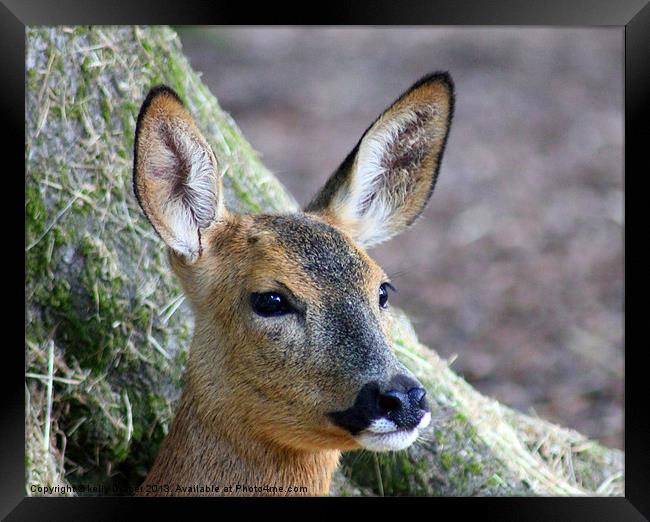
[133,86,224,262]
[306,72,455,248]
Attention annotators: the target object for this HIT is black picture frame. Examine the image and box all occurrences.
[6,0,648,519]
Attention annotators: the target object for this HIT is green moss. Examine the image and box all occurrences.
[487,474,506,489]
[25,185,50,281]
[440,452,454,471]
[26,184,46,239]
[454,411,468,423]
[100,96,111,125]
[341,447,432,496]
[80,54,95,77]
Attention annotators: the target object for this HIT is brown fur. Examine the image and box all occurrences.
[142,379,340,496]
[133,74,454,496]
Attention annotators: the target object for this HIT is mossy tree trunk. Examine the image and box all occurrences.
[25,26,623,497]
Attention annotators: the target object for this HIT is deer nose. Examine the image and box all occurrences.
[376,382,429,430]
[327,376,430,436]
[409,386,427,405]
[377,387,428,414]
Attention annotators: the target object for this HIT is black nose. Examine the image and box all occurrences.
[377,387,428,413]
[408,387,426,405]
[376,377,429,430]
[327,376,430,436]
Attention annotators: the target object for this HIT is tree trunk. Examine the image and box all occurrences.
[25,26,623,497]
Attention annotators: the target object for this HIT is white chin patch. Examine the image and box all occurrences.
[355,412,431,452]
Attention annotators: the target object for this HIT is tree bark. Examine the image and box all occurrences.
[25,26,623,496]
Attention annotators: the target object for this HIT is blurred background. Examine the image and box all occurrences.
[175,27,623,449]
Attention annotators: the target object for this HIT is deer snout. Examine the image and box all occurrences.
[377,385,429,430]
[328,374,431,452]
[375,374,429,430]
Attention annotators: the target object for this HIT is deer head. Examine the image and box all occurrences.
[133,73,454,467]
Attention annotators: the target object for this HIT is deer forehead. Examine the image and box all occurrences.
[212,213,386,300]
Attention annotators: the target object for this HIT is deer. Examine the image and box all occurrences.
[132,72,454,496]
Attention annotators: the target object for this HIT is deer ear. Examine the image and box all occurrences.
[133,86,225,262]
[306,72,454,248]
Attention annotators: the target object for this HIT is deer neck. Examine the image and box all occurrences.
[142,381,341,496]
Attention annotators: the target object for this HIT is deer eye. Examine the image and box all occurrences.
[251,292,294,317]
[379,283,395,309]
